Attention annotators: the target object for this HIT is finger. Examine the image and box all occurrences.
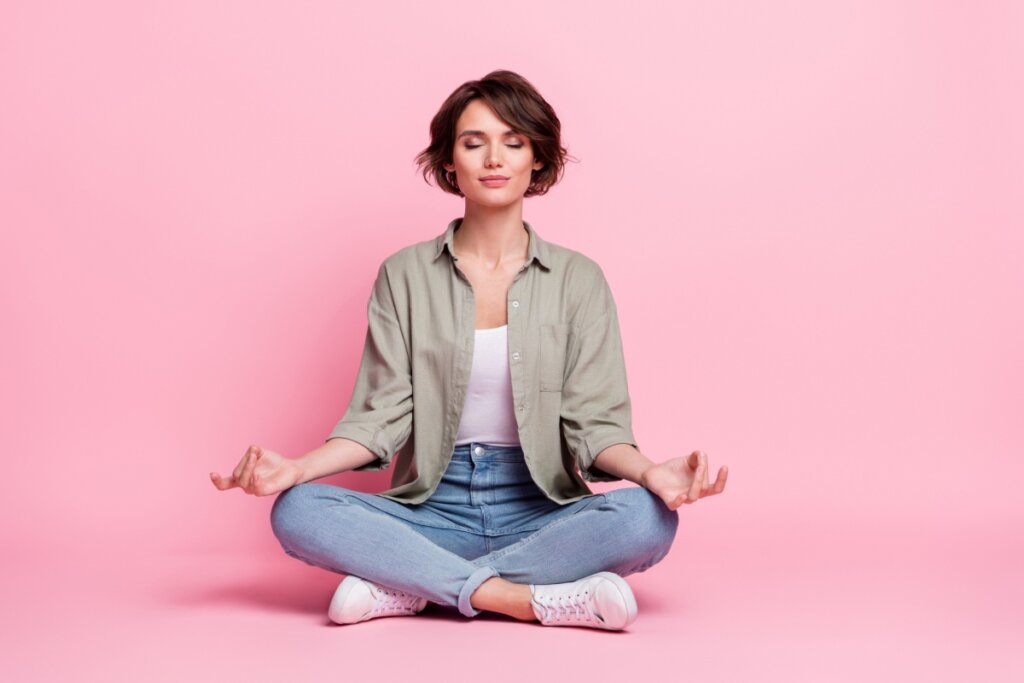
[235,450,253,490]
[704,467,715,496]
[704,466,728,496]
[715,466,729,492]
[688,459,705,501]
[232,446,255,481]
[209,471,237,490]
[696,452,709,497]
[687,450,701,471]
[240,450,258,491]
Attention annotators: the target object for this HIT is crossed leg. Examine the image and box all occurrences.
[270,483,678,619]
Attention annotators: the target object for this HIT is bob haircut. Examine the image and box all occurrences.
[414,70,575,198]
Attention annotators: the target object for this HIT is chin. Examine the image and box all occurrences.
[473,191,518,205]
[487,197,522,208]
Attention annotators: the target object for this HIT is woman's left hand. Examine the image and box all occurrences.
[641,450,728,511]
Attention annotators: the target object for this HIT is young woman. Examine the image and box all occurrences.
[210,70,728,631]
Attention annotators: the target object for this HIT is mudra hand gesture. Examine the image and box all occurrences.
[210,445,301,497]
[641,450,728,511]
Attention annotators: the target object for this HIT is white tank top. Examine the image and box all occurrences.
[454,325,521,446]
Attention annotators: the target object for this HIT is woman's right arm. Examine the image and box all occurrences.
[213,260,409,497]
[210,437,379,496]
[295,437,378,484]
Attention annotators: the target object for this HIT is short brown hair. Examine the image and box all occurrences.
[414,70,576,198]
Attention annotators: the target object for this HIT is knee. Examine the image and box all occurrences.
[269,482,323,544]
[620,487,679,556]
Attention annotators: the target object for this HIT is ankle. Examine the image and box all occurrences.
[471,578,537,620]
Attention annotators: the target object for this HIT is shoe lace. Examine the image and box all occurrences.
[535,588,598,624]
[369,585,424,615]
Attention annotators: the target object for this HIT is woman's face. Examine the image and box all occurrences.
[444,99,544,206]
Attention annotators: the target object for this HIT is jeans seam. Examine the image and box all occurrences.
[485,525,545,535]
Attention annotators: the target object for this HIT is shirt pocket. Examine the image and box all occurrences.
[538,323,571,392]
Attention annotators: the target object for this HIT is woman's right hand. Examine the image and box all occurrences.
[210,445,302,497]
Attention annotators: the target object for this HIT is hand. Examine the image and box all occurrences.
[210,445,302,497]
[640,450,728,511]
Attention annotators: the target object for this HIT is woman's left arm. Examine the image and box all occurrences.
[559,260,729,510]
[590,443,656,484]
[595,445,729,511]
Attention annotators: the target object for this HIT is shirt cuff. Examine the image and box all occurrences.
[325,424,392,471]
[576,429,637,482]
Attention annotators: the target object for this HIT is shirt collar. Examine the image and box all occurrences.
[432,217,552,270]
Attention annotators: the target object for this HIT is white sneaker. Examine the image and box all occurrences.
[529,571,638,630]
[327,575,429,625]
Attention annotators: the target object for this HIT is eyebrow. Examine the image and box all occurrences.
[456,128,521,139]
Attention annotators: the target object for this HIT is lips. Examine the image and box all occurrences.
[480,176,509,180]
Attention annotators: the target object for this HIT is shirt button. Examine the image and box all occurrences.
[517,404,524,412]
[511,300,520,308]
[512,351,520,361]
[473,446,485,456]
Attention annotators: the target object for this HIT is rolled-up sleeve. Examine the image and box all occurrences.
[559,270,637,482]
[325,262,413,471]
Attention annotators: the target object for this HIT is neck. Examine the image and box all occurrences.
[453,204,529,269]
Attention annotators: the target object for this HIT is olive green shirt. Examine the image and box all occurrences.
[326,217,638,505]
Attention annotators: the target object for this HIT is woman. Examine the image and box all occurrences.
[210,70,728,631]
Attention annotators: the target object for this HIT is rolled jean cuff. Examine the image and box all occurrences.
[458,566,500,617]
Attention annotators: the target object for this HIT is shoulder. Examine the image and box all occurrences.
[538,238,618,326]
[544,240,614,312]
[361,233,442,310]
[379,238,432,271]
[540,238,610,287]
[368,232,442,287]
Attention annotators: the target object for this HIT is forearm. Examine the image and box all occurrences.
[295,437,379,484]
[592,443,656,486]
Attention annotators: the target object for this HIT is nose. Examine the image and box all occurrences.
[485,145,504,168]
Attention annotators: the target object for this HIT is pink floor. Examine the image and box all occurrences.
[5,514,1019,682]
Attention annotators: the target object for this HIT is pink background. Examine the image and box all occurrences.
[2,0,1021,680]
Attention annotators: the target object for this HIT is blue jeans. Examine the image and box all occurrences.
[270,442,679,618]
